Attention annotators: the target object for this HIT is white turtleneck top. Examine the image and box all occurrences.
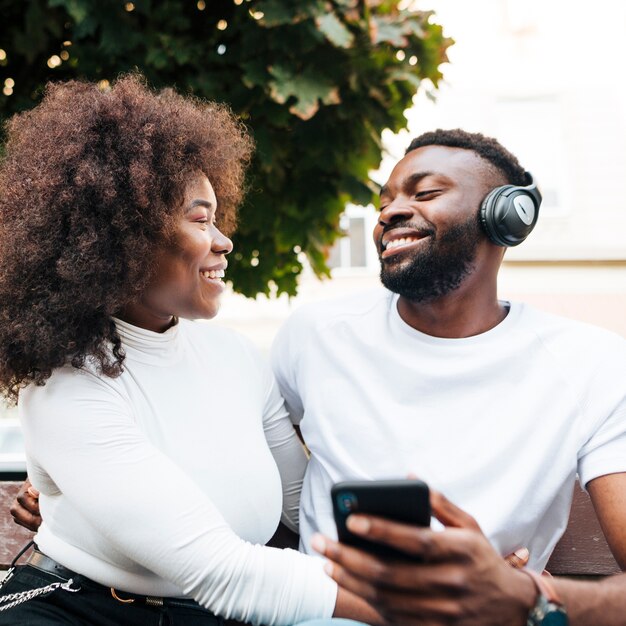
[19,318,337,625]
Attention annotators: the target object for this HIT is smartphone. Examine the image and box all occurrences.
[331,479,430,561]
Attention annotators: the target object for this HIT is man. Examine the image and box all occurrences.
[270,129,626,577]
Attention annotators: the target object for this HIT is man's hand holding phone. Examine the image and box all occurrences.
[313,484,534,626]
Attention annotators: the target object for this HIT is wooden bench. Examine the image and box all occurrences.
[0,480,621,575]
[0,481,35,569]
[546,481,620,576]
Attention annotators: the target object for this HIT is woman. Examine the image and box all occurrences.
[0,75,374,626]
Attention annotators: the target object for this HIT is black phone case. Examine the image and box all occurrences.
[331,479,430,561]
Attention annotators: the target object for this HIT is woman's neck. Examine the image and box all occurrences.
[116,303,176,334]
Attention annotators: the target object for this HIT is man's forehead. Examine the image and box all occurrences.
[398,145,484,175]
[382,145,486,192]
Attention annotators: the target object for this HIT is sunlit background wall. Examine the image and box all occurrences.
[216,0,626,352]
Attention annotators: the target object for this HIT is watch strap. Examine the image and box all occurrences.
[519,569,563,605]
[520,568,568,625]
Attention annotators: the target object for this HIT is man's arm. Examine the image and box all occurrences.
[587,472,626,569]
[314,491,626,626]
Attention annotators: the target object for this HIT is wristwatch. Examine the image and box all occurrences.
[520,568,569,626]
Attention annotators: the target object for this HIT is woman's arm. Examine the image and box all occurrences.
[20,369,337,626]
[260,366,308,534]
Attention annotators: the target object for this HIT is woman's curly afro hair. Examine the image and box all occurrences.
[0,73,253,402]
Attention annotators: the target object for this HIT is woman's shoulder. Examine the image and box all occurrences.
[20,359,127,413]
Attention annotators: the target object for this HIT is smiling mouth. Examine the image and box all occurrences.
[200,269,225,280]
[381,235,430,258]
[385,236,424,251]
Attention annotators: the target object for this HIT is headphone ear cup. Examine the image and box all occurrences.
[480,186,510,246]
[480,185,539,247]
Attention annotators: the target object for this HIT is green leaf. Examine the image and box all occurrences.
[49,0,89,25]
[146,47,170,70]
[242,60,269,89]
[268,64,341,120]
[370,17,408,47]
[256,0,326,26]
[315,12,354,48]
[388,68,422,91]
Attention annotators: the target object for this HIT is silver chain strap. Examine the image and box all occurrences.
[0,568,81,612]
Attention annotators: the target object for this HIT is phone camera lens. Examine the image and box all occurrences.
[338,492,358,514]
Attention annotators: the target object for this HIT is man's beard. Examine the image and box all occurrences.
[379,214,481,302]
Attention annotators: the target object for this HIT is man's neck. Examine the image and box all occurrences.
[396,287,508,339]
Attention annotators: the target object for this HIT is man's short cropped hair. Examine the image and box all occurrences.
[405,129,527,186]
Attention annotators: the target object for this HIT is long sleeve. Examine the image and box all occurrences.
[260,360,309,533]
[270,312,306,425]
[20,365,336,626]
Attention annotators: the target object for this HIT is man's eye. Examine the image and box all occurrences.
[415,190,440,199]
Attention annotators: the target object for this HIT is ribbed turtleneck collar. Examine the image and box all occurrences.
[112,317,183,366]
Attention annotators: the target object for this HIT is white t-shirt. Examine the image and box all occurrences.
[271,288,626,571]
[20,318,336,626]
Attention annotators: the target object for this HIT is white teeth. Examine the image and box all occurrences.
[385,237,420,250]
[201,270,225,279]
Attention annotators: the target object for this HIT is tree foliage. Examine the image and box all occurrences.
[0,0,452,296]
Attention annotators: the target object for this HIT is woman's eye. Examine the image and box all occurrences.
[194,216,218,228]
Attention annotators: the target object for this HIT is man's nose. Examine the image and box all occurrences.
[378,201,414,227]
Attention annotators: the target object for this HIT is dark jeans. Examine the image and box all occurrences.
[0,565,225,626]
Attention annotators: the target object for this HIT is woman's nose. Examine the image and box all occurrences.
[212,228,233,255]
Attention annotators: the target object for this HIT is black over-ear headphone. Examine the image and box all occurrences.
[479,172,542,247]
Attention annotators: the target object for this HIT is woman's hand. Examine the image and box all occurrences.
[312,489,537,626]
[9,479,42,532]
